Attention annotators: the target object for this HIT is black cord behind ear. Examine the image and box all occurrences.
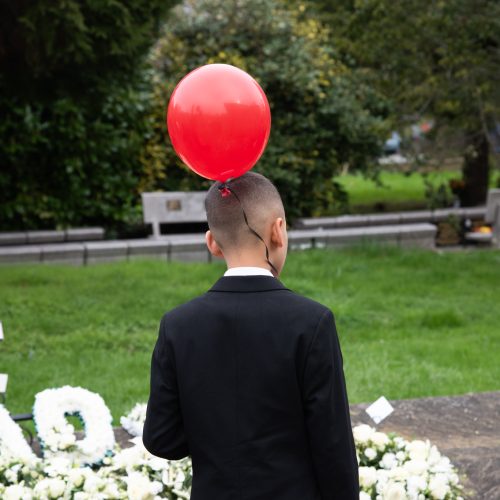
[218,181,279,276]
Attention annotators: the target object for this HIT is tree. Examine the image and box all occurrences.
[141,0,389,218]
[0,0,178,230]
[316,0,500,206]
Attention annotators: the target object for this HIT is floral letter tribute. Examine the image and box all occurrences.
[0,387,464,499]
[33,386,115,466]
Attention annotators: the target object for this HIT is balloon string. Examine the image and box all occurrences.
[218,182,279,277]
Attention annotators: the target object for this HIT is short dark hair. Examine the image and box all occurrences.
[205,172,284,250]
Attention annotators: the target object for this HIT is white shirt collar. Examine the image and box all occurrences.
[224,266,274,277]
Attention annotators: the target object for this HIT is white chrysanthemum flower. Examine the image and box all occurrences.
[43,456,72,477]
[364,447,377,460]
[353,424,375,445]
[359,466,377,488]
[406,474,427,497]
[67,468,85,488]
[74,492,91,500]
[406,440,429,461]
[48,478,66,498]
[4,468,18,483]
[121,403,147,437]
[388,466,409,481]
[34,477,66,499]
[126,471,156,500]
[428,473,451,499]
[148,456,166,472]
[371,431,390,450]
[380,452,397,470]
[403,458,428,476]
[4,484,33,500]
[382,480,407,500]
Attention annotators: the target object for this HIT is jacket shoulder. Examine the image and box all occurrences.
[159,294,208,326]
[282,288,333,318]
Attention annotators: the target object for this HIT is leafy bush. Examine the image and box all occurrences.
[0,0,177,230]
[142,0,389,218]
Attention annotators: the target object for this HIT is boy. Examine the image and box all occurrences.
[143,172,359,499]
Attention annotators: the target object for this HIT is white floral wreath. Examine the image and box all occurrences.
[33,386,115,465]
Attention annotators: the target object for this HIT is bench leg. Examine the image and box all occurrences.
[152,222,161,239]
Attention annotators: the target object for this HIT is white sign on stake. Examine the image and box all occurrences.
[366,396,394,424]
[0,374,8,394]
[0,321,3,341]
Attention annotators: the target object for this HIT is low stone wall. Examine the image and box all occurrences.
[295,207,486,230]
[0,223,437,265]
[0,228,104,246]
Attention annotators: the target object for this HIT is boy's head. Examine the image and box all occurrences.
[204,172,288,276]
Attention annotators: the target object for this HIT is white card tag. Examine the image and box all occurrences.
[0,374,8,394]
[366,396,394,424]
[0,321,3,341]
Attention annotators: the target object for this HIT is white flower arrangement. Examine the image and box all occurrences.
[120,403,147,437]
[33,386,115,465]
[355,424,463,499]
[0,404,38,465]
[0,392,464,499]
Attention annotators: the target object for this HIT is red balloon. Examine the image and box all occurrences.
[166,64,271,181]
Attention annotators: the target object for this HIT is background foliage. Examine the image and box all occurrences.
[2,0,497,230]
[0,0,177,230]
[312,0,500,206]
[140,0,389,219]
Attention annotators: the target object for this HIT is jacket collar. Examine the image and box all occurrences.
[209,275,290,293]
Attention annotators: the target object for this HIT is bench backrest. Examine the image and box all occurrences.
[141,192,207,237]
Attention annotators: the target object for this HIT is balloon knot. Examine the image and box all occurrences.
[218,183,231,198]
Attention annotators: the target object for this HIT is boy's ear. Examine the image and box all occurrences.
[205,230,224,258]
[270,217,286,247]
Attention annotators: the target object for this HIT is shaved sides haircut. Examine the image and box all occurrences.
[205,172,285,250]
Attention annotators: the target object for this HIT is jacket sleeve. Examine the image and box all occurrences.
[302,309,359,499]
[142,318,190,460]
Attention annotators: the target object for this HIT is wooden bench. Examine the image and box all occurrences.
[141,192,207,238]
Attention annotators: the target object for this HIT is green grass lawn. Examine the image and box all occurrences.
[1,246,499,424]
[337,169,500,211]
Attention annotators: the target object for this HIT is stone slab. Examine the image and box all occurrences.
[0,228,105,246]
[65,227,104,242]
[126,240,169,260]
[169,238,210,263]
[296,207,486,230]
[0,232,28,246]
[27,230,65,244]
[84,241,128,264]
[41,243,85,265]
[399,210,433,224]
[290,224,436,249]
[367,213,402,226]
[0,245,42,264]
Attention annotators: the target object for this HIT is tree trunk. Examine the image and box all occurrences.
[460,131,490,206]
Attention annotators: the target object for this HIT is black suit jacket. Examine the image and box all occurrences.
[143,276,359,500]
